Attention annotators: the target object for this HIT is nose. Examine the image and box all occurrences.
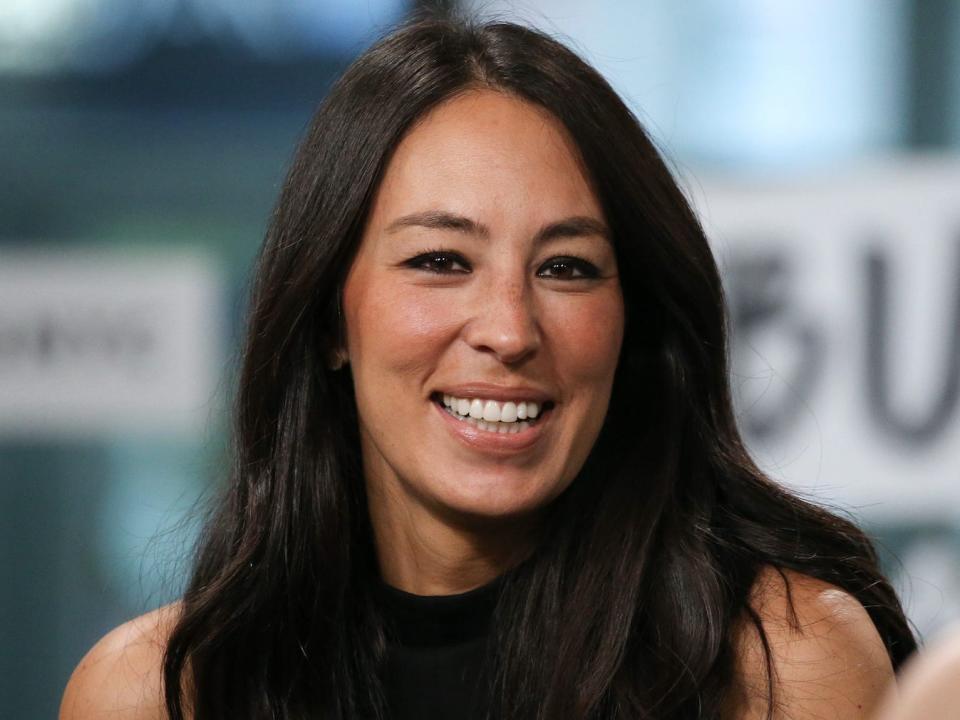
[463,276,542,364]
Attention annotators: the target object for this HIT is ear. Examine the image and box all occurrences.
[327,285,350,370]
[327,347,349,371]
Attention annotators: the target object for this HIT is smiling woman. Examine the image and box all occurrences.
[343,90,624,594]
[61,10,915,720]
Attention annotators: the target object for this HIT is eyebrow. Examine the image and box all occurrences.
[384,210,611,245]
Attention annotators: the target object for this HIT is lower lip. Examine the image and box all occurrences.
[432,399,551,454]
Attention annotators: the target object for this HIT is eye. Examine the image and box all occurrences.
[537,256,600,280]
[404,249,470,274]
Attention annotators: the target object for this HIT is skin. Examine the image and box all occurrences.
[57,89,895,719]
[871,623,960,720]
[341,89,625,595]
[59,605,175,720]
[725,567,895,719]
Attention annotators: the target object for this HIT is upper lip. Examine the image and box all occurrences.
[433,383,555,404]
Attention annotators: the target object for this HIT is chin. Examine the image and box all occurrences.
[430,474,558,523]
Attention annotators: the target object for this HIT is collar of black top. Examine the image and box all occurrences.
[377,574,506,648]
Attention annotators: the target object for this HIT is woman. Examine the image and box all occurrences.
[61,13,916,720]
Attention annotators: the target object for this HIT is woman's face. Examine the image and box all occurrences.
[342,89,624,528]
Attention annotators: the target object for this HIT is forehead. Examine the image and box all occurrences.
[368,89,603,227]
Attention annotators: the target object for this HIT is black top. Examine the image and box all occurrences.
[378,576,503,720]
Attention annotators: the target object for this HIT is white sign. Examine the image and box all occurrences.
[690,157,960,522]
[0,250,221,438]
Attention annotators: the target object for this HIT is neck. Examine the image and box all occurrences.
[367,483,539,596]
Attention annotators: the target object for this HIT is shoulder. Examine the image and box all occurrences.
[60,602,182,720]
[725,566,894,720]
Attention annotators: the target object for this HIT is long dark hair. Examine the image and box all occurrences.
[163,12,916,719]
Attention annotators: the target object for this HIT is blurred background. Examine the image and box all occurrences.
[2,0,959,715]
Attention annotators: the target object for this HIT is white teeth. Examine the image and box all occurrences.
[469,398,484,419]
[438,394,546,433]
[469,417,524,434]
[439,394,542,424]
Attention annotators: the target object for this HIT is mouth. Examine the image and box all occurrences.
[429,392,555,435]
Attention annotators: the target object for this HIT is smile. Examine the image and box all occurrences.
[440,393,549,429]
[430,392,555,450]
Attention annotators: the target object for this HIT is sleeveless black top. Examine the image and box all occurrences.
[379,575,503,720]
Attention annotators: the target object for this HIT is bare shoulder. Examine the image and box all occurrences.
[60,602,182,720]
[725,566,894,720]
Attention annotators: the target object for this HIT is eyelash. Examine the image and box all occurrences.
[404,248,601,280]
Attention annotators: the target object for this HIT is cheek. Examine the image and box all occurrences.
[350,283,460,374]
[544,290,624,381]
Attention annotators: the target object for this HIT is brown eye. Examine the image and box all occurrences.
[537,257,599,280]
[405,250,470,274]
